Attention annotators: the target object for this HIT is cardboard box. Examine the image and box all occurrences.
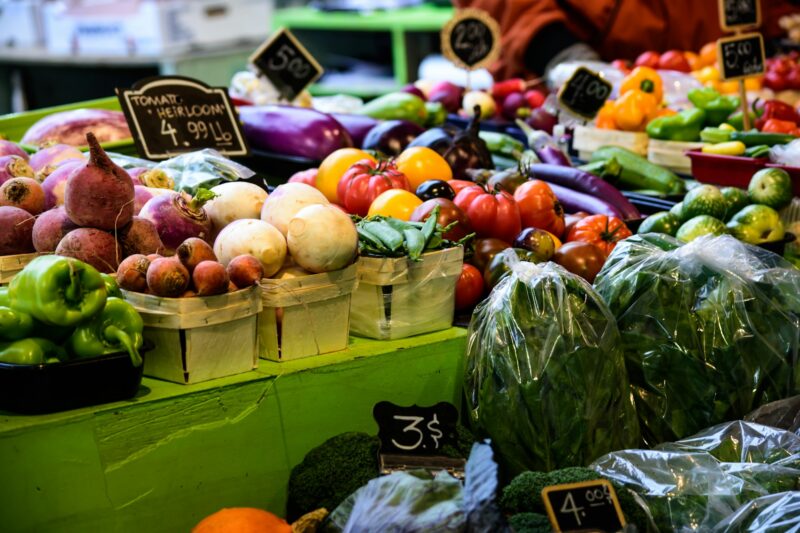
[0,253,39,284]
[123,286,262,384]
[258,264,356,362]
[573,126,649,159]
[43,0,271,56]
[350,247,463,340]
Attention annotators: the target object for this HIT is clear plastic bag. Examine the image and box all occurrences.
[151,149,256,194]
[594,234,800,446]
[745,396,800,435]
[713,492,800,532]
[464,250,640,475]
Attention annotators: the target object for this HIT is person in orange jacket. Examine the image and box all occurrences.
[453,0,798,79]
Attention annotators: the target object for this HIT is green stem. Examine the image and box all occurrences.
[104,325,142,367]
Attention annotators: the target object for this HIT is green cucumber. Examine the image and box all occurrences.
[590,146,685,194]
[730,131,795,147]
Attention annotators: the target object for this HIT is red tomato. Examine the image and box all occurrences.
[634,51,661,69]
[454,263,484,311]
[448,179,477,196]
[566,214,632,257]
[288,168,318,186]
[471,237,511,273]
[410,198,472,241]
[524,89,546,109]
[513,180,565,236]
[337,159,411,216]
[657,50,691,72]
[563,212,590,238]
[552,241,607,283]
[454,185,521,243]
[611,59,632,74]
[765,71,789,92]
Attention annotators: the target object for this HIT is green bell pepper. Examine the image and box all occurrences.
[8,255,107,327]
[357,92,428,126]
[646,108,706,141]
[101,273,122,298]
[0,286,8,307]
[424,101,447,127]
[687,88,740,127]
[0,306,34,341]
[727,110,757,131]
[0,338,67,365]
[67,297,144,367]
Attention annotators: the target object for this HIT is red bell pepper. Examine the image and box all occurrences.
[755,99,800,130]
[761,118,800,136]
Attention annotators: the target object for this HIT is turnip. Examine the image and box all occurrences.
[147,257,189,297]
[133,185,171,215]
[64,133,134,231]
[55,228,121,273]
[0,177,45,214]
[127,167,149,185]
[0,155,34,186]
[0,140,28,161]
[117,254,150,292]
[139,189,215,252]
[32,207,78,252]
[29,144,84,178]
[177,237,217,273]
[287,204,358,273]
[227,254,264,288]
[0,206,35,255]
[119,216,164,257]
[137,169,174,189]
[260,182,328,237]
[41,160,82,209]
[206,181,268,233]
[214,219,286,278]
[192,260,229,296]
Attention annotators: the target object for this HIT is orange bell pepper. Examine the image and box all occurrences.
[619,66,664,103]
[613,90,660,131]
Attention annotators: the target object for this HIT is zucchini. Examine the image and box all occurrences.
[590,146,685,194]
[730,131,796,147]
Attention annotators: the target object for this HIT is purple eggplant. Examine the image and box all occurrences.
[239,105,354,161]
[530,164,640,220]
[545,182,624,218]
[362,120,424,156]
[328,113,379,147]
[21,109,131,147]
[516,119,571,166]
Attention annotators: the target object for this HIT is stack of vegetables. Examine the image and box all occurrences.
[0,255,143,368]
[596,67,671,132]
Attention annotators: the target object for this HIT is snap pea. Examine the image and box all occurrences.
[425,233,443,250]
[744,144,771,158]
[381,217,417,233]
[357,226,388,252]
[420,206,440,248]
[363,221,404,251]
[403,228,425,261]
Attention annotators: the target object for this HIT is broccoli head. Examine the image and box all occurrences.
[286,432,380,521]
[508,512,552,533]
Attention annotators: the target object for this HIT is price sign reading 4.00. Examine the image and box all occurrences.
[441,8,501,70]
[250,28,323,101]
[542,480,626,532]
[717,33,766,81]
[558,66,612,120]
[373,401,459,455]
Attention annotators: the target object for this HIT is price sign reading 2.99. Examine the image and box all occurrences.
[441,8,501,70]
[542,480,626,532]
[250,28,323,101]
[373,401,459,455]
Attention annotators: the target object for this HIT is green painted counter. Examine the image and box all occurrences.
[0,328,468,533]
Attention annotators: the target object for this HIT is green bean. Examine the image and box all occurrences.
[403,228,425,261]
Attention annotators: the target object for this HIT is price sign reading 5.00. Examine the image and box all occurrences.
[373,401,459,455]
[717,33,765,81]
[250,28,323,101]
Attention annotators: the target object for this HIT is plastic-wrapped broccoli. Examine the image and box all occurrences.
[713,491,800,532]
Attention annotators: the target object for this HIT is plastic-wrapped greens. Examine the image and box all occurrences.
[594,234,800,446]
[464,250,640,475]
[745,395,800,435]
[152,149,256,193]
[713,492,800,532]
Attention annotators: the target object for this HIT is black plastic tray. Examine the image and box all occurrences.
[0,347,148,415]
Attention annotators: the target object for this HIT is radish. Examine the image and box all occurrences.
[119,216,164,257]
[139,189,215,252]
[206,182,268,233]
[287,204,358,273]
[29,144,84,179]
[0,177,45,214]
[117,254,150,292]
[0,140,28,161]
[0,155,34,186]
[260,182,328,237]
[213,219,286,277]
[55,228,121,273]
[227,254,264,288]
[64,133,134,230]
[192,260,229,296]
[41,160,82,209]
[0,206,35,255]
[133,185,171,215]
[32,207,78,252]
[177,237,216,273]
[147,257,189,297]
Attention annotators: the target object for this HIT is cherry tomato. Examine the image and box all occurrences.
[395,146,453,189]
[316,148,376,203]
[658,50,691,72]
[563,212,590,238]
[634,51,661,69]
[410,198,472,241]
[454,263,484,311]
[471,237,511,273]
[552,241,607,283]
[611,59,632,74]
[337,159,411,216]
[454,185,521,243]
[367,189,422,220]
[288,168,318,186]
[566,214,632,257]
[524,89,547,109]
[416,179,456,201]
[513,180,565,237]
[512,227,555,262]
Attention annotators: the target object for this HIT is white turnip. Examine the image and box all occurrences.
[227,254,264,288]
[260,182,328,237]
[287,204,358,273]
[119,216,164,257]
[0,177,45,214]
[213,219,286,277]
[0,206,35,255]
[133,186,171,215]
[206,181,268,233]
[29,144,84,179]
[0,155,34,186]
[177,237,217,273]
[117,254,150,292]
[192,260,229,296]
[0,140,28,161]
[32,207,78,252]
[147,257,189,297]
[139,189,215,252]
[55,228,121,273]
[41,159,82,209]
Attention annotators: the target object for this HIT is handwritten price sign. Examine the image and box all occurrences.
[542,479,626,532]
[373,401,459,455]
[441,9,501,70]
[717,33,766,80]
[250,28,323,101]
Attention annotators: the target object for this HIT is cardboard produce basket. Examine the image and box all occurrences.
[122,286,261,384]
[0,253,39,284]
[350,247,463,340]
[258,264,356,362]
[647,139,706,175]
[573,125,649,159]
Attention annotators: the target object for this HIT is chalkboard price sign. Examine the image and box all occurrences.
[116,76,249,161]
[557,66,612,120]
[717,33,766,81]
[542,480,626,532]
[719,0,760,32]
[250,28,323,101]
[441,9,501,70]
[373,401,459,456]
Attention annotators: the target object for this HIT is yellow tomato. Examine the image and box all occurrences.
[367,189,423,221]
[395,147,452,189]
[544,231,562,250]
[693,66,720,84]
[316,148,376,203]
[684,51,701,71]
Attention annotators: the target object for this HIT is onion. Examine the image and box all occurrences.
[139,189,215,252]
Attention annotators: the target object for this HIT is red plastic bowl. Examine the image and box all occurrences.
[686,150,800,195]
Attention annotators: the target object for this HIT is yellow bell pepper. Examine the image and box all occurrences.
[595,101,617,129]
[620,67,664,103]
[613,90,660,131]
[693,66,720,85]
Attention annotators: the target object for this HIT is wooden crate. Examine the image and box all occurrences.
[350,247,463,340]
[573,126,649,158]
[648,139,706,175]
[0,253,39,284]
[258,264,356,362]
[122,287,262,384]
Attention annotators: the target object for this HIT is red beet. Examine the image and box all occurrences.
[146,253,162,262]
[55,228,121,273]
[0,206,35,255]
[64,133,134,230]
[177,237,217,273]
[227,280,238,292]
[192,260,229,296]
[147,257,190,297]
[32,207,79,252]
[227,254,264,288]
[119,216,164,257]
[116,254,150,292]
